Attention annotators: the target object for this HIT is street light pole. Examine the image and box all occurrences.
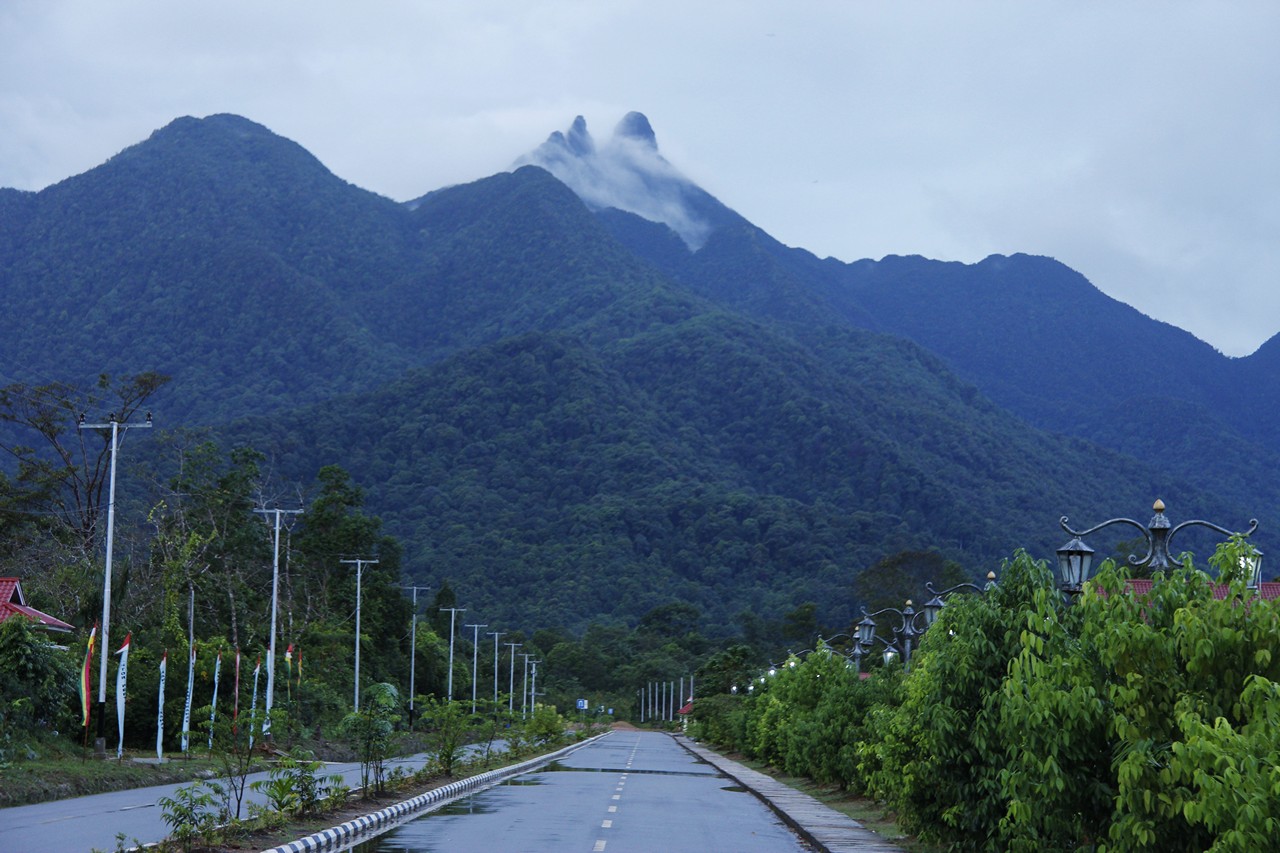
[79,411,152,757]
[1058,499,1261,594]
[341,558,378,712]
[402,586,430,728]
[487,630,504,709]
[856,573,995,670]
[505,642,521,711]
[529,660,541,714]
[439,607,466,701]
[521,653,532,718]
[465,623,487,714]
[255,506,303,737]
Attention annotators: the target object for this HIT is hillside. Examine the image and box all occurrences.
[1,112,1272,636]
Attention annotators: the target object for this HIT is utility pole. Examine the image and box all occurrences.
[521,653,532,718]
[487,630,504,709]
[402,586,430,728]
[529,660,541,715]
[439,607,466,700]
[79,411,152,757]
[505,642,522,711]
[465,623,487,714]
[341,558,378,712]
[254,506,303,737]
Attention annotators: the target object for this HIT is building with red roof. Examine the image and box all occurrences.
[0,577,75,633]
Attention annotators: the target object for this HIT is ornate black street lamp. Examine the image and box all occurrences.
[1057,499,1261,595]
[857,572,997,669]
[857,602,926,669]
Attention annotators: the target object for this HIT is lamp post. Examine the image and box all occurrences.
[79,411,152,757]
[402,586,430,728]
[1057,499,1260,595]
[856,572,996,670]
[439,607,465,701]
[521,653,531,718]
[529,660,541,714]
[505,642,521,711]
[254,506,303,739]
[341,558,378,712]
[487,630,503,709]
[465,623,487,714]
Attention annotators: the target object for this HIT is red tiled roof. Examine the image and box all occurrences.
[0,577,75,632]
[1122,579,1280,601]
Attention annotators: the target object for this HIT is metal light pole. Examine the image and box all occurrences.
[254,506,303,737]
[403,586,429,728]
[487,630,504,709]
[1058,499,1261,595]
[341,558,378,711]
[465,623,487,714]
[440,607,465,701]
[529,660,541,714]
[79,411,152,757]
[521,653,532,718]
[505,642,521,711]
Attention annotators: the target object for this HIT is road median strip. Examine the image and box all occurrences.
[261,733,611,853]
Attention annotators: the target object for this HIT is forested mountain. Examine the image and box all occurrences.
[1,112,1272,636]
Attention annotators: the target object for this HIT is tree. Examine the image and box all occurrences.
[0,373,169,553]
[339,682,400,796]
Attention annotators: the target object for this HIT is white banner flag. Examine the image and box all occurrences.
[208,651,222,750]
[249,658,261,752]
[181,643,196,752]
[157,651,167,760]
[115,633,131,759]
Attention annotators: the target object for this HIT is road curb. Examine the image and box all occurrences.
[672,734,904,852]
[262,732,612,853]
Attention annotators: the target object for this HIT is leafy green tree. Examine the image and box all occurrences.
[858,551,1051,849]
[339,682,400,796]
[0,616,77,748]
[420,697,468,776]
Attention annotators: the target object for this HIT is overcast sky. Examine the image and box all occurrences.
[3,1,1276,356]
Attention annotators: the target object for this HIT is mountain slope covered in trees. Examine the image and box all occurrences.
[1,112,1273,638]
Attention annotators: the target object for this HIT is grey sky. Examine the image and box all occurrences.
[2,1,1276,356]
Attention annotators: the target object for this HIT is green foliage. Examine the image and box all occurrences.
[0,616,78,749]
[419,697,468,777]
[526,704,566,746]
[158,782,218,853]
[706,541,1280,852]
[339,682,400,796]
[250,747,339,817]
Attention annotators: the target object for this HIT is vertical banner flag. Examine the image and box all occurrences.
[81,623,98,729]
[249,656,261,752]
[284,644,293,701]
[296,647,302,692]
[233,648,241,731]
[181,643,196,752]
[115,633,131,758]
[208,651,222,750]
[157,651,167,761]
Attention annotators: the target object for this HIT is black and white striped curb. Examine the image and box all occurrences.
[262,733,612,853]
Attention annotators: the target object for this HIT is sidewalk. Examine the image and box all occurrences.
[673,735,905,852]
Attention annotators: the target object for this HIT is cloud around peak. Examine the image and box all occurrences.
[515,112,711,249]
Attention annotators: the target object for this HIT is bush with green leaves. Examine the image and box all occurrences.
[0,615,77,752]
[526,704,566,746]
[158,782,218,853]
[339,682,401,796]
[419,697,468,777]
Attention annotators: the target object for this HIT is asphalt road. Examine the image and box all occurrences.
[355,730,811,852]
